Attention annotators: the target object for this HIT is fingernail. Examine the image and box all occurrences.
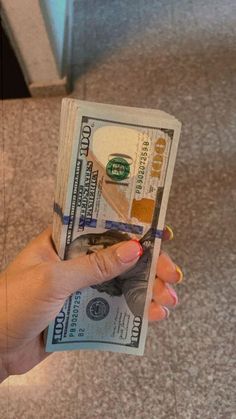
[162,306,170,319]
[166,284,178,306]
[116,240,143,263]
[176,266,183,283]
[165,225,174,240]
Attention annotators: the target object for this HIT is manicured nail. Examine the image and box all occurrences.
[162,306,170,319]
[176,266,183,283]
[165,225,174,240]
[116,240,143,263]
[166,284,178,306]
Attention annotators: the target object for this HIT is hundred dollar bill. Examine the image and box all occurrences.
[45,99,181,355]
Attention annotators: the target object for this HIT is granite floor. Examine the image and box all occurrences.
[1,0,236,418]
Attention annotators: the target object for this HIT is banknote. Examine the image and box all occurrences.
[45,100,181,355]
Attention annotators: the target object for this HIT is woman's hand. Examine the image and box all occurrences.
[149,225,183,321]
[0,227,182,382]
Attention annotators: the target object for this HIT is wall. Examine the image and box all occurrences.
[1,0,69,94]
[40,0,67,77]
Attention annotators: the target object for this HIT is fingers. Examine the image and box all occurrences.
[53,240,143,297]
[152,277,178,307]
[159,224,183,284]
[156,251,183,284]
[162,225,174,242]
[149,278,178,322]
[148,301,169,322]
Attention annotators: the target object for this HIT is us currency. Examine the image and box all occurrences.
[45,100,181,355]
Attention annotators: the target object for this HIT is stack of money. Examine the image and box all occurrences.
[45,99,181,355]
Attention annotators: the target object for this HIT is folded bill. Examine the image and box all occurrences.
[45,99,181,355]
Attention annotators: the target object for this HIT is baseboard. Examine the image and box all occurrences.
[29,76,68,97]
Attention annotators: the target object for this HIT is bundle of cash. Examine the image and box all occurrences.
[45,99,181,355]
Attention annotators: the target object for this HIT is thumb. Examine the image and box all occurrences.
[54,240,143,297]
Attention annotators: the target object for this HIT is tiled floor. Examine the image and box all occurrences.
[1,0,236,418]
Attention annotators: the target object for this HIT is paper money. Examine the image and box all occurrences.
[45,99,181,355]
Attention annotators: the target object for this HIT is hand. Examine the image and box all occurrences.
[149,225,183,321]
[0,226,182,382]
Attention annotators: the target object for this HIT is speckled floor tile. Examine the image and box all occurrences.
[0,352,80,419]
[1,98,61,269]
